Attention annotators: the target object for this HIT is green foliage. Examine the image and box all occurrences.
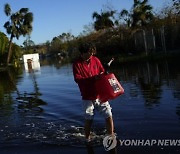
[3,3,33,64]
[23,35,35,54]
[132,0,154,27]
[1,1,176,64]
[11,44,22,61]
[92,10,115,30]
[172,0,180,14]
[4,3,11,16]
[120,0,154,28]
[0,32,8,55]
[49,32,75,54]
[0,32,9,64]
[4,4,33,39]
[34,0,179,63]
[0,66,23,104]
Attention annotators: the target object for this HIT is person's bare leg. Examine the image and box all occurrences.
[106,116,114,135]
[85,119,93,140]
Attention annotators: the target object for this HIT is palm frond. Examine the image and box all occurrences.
[92,12,101,20]
[4,21,10,28]
[24,12,33,23]
[19,8,29,14]
[4,3,11,16]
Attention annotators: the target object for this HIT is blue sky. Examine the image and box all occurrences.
[0,0,172,46]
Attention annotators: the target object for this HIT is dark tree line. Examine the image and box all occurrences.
[1,0,179,65]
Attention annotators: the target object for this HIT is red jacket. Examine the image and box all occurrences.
[73,56,105,100]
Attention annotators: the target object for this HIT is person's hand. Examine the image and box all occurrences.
[94,74,101,80]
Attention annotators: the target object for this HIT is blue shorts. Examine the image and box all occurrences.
[82,99,112,120]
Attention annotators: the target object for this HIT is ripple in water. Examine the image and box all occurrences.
[0,121,106,147]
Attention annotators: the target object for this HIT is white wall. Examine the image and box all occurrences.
[23,53,40,72]
[23,53,39,63]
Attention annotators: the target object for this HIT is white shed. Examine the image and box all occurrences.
[23,53,40,72]
[23,53,39,63]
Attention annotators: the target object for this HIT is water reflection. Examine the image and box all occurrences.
[0,61,46,115]
[16,61,46,112]
[0,67,23,116]
[16,93,46,113]
[0,58,180,149]
[174,75,180,119]
[112,60,180,114]
[138,62,162,107]
[86,144,117,154]
[86,135,120,154]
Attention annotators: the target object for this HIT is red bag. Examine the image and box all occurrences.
[95,73,124,102]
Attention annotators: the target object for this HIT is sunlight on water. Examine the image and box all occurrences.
[0,121,106,147]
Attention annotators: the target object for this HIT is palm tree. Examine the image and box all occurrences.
[120,0,153,28]
[92,10,115,31]
[120,9,132,27]
[132,0,154,27]
[172,0,180,15]
[4,3,33,64]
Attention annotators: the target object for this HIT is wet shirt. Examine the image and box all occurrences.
[73,56,105,100]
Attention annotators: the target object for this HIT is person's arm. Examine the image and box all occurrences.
[95,57,105,74]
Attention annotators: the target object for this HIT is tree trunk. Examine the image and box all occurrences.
[7,35,13,65]
[143,30,148,55]
[152,28,156,52]
[160,26,166,53]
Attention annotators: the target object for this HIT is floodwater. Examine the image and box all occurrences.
[0,58,180,154]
